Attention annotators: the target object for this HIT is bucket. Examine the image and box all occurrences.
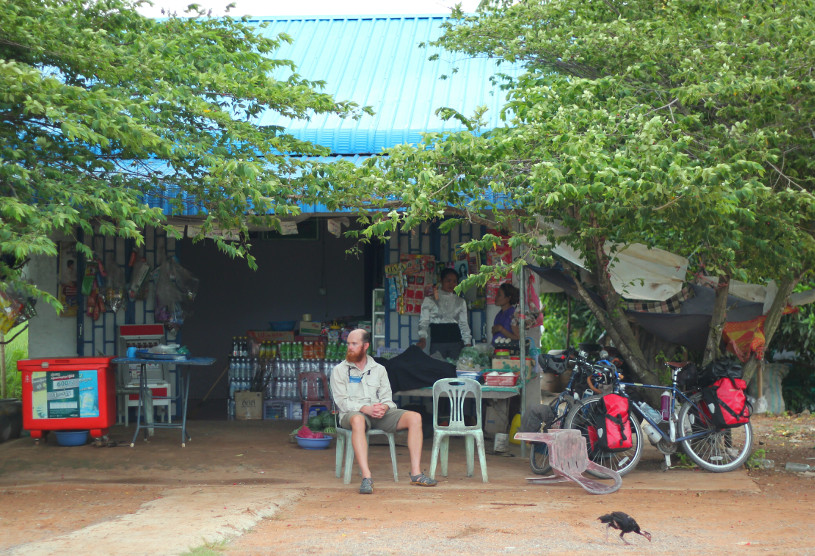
[508,413,522,445]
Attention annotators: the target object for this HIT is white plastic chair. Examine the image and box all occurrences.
[330,384,399,484]
[334,417,399,484]
[429,377,488,482]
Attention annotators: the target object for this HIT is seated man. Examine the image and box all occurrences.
[331,328,437,494]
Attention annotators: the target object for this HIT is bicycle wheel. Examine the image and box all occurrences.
[564,395,642,477]
[678,393,753,472]
[529,396,575,475]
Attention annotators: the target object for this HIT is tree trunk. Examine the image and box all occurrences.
[702,275,730,367]
[569,241,659,385]
[742,277,799,385]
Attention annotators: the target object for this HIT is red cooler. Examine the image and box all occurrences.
[17,356,116,441]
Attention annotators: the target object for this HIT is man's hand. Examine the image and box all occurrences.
[362,404,389,419]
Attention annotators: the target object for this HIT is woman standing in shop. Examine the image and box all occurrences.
[416,268,472,360]
[491,282,521,345]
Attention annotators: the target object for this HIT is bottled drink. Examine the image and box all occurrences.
[638,401,663,423]
[660,391,672,420]
[640,419,662,445]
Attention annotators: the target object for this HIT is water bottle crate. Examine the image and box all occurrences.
[263,399,295,420]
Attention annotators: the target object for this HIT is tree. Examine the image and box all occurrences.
[0,0,369,310]
[327,0,815,383]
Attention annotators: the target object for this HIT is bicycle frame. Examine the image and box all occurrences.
[619,381,710,444]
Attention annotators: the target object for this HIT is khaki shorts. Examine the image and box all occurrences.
[340,408,408,433]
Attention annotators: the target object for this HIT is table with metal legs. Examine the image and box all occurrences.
[112,356,215,447]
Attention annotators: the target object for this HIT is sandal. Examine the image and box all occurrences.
[410,472,437,487]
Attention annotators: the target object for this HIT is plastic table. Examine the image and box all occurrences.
[112,356,215,447]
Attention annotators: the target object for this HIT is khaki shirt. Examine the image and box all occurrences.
[330,357,397,422]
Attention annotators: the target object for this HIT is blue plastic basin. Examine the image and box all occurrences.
[54,430,89,447]
[295,435,332,450]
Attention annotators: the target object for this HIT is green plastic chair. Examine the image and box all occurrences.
[330,384,398,484]
[429,377,488,482]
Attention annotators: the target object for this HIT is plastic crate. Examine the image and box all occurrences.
[483,372,519,387]
[263,399,294,420]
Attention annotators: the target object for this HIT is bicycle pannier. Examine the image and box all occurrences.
[701,377,751,428]
[699,358,743,388]
[595,393,633,452]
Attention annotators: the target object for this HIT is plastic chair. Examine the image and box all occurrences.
[328,381,399,484]
[297,372,332,426]
[333,412,399,484]
[514,429,622,495]
[429,378,488,483]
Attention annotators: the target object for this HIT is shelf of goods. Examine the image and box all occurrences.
[226,335,345,420]
[372,288,386,350]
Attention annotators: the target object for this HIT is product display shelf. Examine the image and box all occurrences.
[372,288,386,350]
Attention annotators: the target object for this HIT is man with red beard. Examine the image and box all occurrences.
[331,328,437,493]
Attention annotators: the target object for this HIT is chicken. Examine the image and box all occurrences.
[598,511,652,545]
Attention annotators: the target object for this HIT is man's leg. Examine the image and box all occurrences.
[397,410,424,476]
[349,414,371,479]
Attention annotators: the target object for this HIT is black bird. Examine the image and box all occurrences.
[598,511,652,545]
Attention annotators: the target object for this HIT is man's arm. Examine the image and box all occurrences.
[375,367,397,411]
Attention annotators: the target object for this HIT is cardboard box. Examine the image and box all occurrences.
[298,321,322,336]
[267,330,296,343]
[484,399,509,437]
[491,357,535,378]
[235,391,263,420]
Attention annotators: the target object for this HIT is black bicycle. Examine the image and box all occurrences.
[564,361,754,476]
[529,346,599,475]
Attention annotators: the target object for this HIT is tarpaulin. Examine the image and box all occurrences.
[723,315,767,362]
[527,266,780,352]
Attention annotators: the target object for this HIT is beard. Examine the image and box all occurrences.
[346,347,366,363]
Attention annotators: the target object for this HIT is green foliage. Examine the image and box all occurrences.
[769,281,815,412]
[539,293,602,352]
[745,448,767,470]
[324,0,815,382]
[770,285,815,360]
[2,323,27,399]
[782,362,815,413]
[0,0,369,310]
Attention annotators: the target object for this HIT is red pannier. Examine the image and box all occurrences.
[594,393,633,452]
[701,377,751,429]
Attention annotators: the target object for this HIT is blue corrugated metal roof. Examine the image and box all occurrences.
[250,15,521,154]
[154,16,522,216]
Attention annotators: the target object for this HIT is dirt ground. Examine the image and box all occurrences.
[0,412,814,555]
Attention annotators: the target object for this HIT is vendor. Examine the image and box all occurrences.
[416,268,472,360]
[491,282,521,345]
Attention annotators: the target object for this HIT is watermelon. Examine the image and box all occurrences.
[307,415,323,430]
[320,411,335,429]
